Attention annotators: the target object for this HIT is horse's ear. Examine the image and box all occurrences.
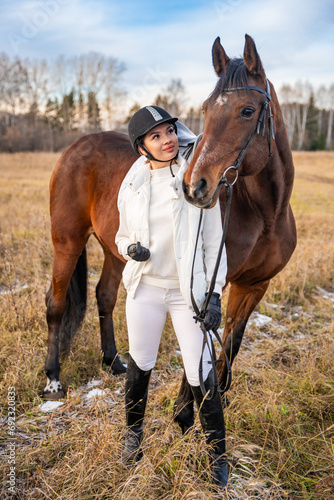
[243,34,265,78]
[212,37,230,76]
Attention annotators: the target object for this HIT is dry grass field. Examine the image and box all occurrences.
[0,151,333,499]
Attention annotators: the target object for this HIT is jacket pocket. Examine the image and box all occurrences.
[122,261,135,291]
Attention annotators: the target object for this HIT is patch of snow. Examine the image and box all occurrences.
[0,284,29,296]
[85,389,106,400]
[263,302,285,310]
[271,324,288,333]
[39,401,64,412]
[294,332,306,340]
[86,380,102,388]
[317,286,334,304]
[248,312,273,328]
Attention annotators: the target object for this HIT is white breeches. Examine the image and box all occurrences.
[126,282,212,386]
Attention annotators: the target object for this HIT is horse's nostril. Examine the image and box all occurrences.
[182,179,189,196]
[194,178,207,199]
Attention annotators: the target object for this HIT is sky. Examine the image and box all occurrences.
[0,0,333,110]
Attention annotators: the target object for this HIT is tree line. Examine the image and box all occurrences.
[280,82,334,151]
[0,52,333,152]
[0,52,125,152]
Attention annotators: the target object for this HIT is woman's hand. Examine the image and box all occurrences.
[127,241,150,262]
[203,292,221,331]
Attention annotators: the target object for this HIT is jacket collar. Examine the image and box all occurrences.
[125,156,151,192]
[170,155,188,198]
[125,154,189,197]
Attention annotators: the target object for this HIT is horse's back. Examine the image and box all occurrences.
[50,131,135,194]
[49,131,138,252]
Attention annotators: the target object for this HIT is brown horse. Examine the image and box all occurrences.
[43,34,296,441]
[174,35,296,430]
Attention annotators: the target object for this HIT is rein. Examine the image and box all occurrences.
[190,78,275,399]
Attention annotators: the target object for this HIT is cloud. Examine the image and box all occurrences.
[0,0,333,109]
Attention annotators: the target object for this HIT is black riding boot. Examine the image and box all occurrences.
[191,372,229,488]
[122,355,151,465]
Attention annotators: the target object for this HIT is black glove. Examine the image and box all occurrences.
[127,241,150,262]
[203,292,221,331]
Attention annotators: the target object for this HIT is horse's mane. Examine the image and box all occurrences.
[210,58,249,98]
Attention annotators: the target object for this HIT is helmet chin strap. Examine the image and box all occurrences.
[140,144,179,177]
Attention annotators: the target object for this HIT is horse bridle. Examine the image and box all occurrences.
[191,78,275,400]
[219,78,275,187]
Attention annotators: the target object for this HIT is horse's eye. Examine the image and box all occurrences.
[241,107,255,118]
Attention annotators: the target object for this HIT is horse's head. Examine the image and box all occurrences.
[183,34,275,208]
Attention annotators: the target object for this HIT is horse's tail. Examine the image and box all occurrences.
[59,248,88,358]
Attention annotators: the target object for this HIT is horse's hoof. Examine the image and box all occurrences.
[42,390,65,400]
[173,411,195,435]
[43,379,64,400]
[183,426,200,440]
[112,359,127,375]
[222,394,230,409]
[177,420,195,435]
[103,355,127,375]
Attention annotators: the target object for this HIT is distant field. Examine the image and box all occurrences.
[0,151,333,499]
[292,152,334,214]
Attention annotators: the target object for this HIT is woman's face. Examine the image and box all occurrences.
[139,122,178,168]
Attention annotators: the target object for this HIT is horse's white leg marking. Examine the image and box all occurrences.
[43,378,63,394]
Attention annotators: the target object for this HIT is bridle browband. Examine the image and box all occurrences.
[191,78,276,400]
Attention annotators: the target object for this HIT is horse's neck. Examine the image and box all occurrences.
[267,95,295,206]
[241,129,294,223]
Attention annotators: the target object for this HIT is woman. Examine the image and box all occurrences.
[116,105,229,487]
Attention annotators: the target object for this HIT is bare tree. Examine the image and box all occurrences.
[325,84,334,150]
[72,56,85,129]
[25,58,50,112]
[103,57,126,130]
[70,53,125,131]
[279,84,297,146]
[315,85,327,139]
[154,79,188,118]
[0,54,28,125]
[295,81,313,150]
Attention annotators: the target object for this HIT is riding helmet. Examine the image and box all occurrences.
[128,106,178,154]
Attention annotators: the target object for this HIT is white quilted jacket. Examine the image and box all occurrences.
[116,154,227,310]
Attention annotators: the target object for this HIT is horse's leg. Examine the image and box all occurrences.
[173,280,270,431]
[173,372,195,434]
[218,280,270,388]
[43,238,87,399]
[96,251,126,374]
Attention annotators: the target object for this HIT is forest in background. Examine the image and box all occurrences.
[0,52,333,153]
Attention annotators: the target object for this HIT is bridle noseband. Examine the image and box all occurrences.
[218,78,275,186]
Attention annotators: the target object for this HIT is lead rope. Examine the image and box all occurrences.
[190,182,233,400]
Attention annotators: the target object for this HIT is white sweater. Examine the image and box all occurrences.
[141,165,180,289]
